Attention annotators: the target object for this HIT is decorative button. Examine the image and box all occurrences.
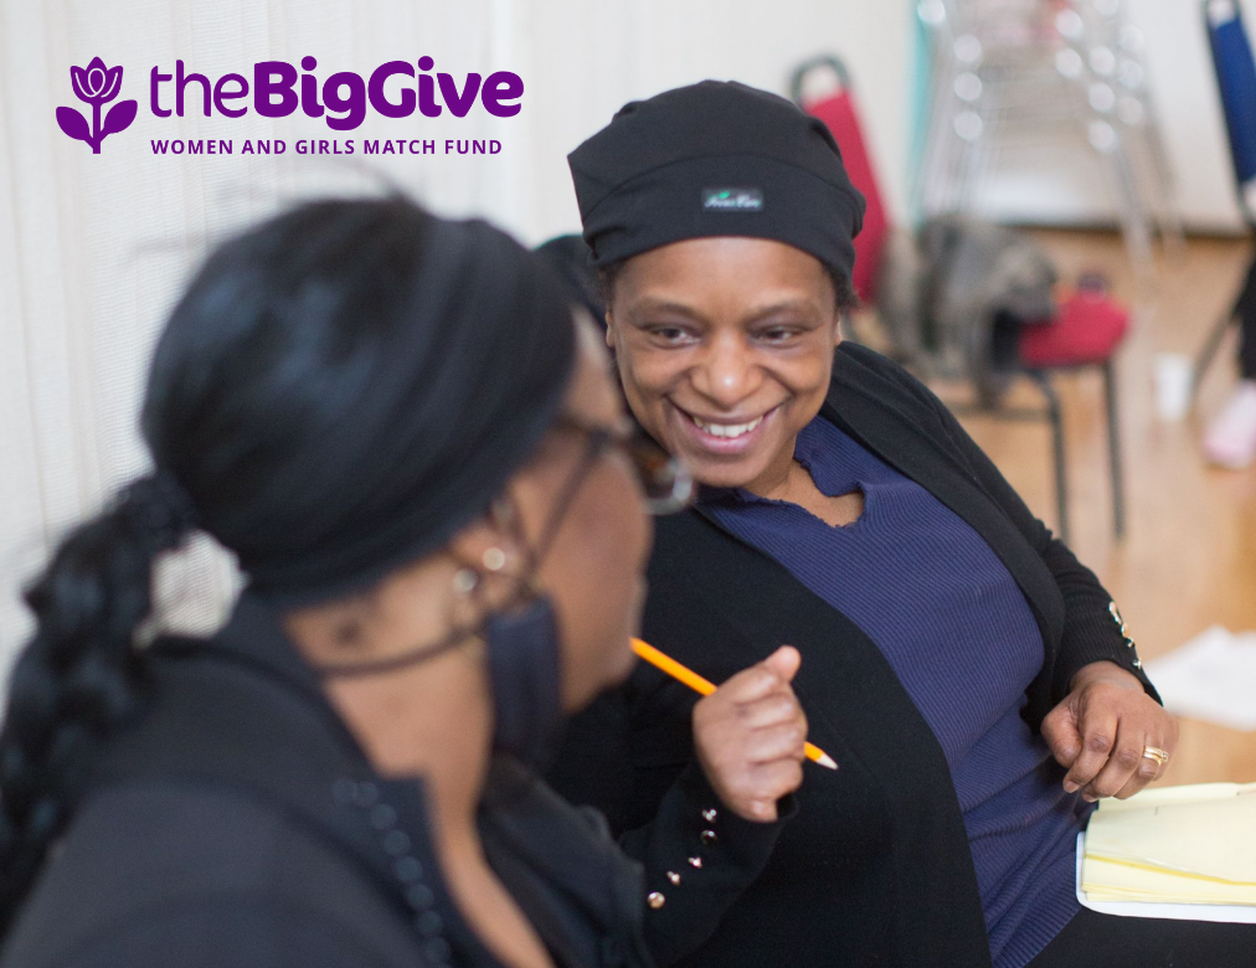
[666,871,681,885]
[354,781,379,807]
[647,891,666,909]
[370,803,398,830]
[700,829,718,846]
[383,829,412,856]
[406,883,435,909]
[332,778,357,804]
[1132,656,1142,669]
[395,856,424,882]
[687,856,703,868]
[1124,637,1136,650]
[1108,601,1124,628]
[702,808,718,823]
[416,909,444,937]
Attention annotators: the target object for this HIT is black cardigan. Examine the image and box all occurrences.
[2,594,654,968]
[548,343,1156,968]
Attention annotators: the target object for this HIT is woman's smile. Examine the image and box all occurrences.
[668,400,780,458]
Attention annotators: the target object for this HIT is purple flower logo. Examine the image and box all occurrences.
[56,57,138,154]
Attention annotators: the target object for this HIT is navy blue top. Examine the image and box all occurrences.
[703,416,1090,968]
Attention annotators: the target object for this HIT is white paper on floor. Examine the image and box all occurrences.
[1143,626,1256,732]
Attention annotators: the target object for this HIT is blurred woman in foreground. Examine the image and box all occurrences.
[0,197,683,968]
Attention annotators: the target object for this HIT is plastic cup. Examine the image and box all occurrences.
[1152,353,1193,422]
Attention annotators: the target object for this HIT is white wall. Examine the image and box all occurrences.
[513,1,914,243]
[0,0,913,661]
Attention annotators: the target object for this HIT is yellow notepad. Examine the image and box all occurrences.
[1081,782,1256,906]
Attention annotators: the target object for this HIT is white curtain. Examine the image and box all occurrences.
[0,0,914,672]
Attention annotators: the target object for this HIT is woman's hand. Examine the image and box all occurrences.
[1041,660,1179,802]
[691,646,807,822]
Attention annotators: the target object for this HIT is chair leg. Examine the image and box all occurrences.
[1191,245,1256,402]
[1028,370,1069,544]
[1103,359,1126,540]
[1191,311,1238,403]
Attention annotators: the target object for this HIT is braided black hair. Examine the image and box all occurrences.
[0,478,191,927]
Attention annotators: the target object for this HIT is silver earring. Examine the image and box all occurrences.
[452,568,479,594]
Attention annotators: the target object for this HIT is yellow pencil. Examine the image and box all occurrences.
[630,638,838,770]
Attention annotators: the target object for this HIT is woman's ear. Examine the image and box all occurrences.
[603,311,616,349]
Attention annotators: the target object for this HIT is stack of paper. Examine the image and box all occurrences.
[1081,783,1256,906]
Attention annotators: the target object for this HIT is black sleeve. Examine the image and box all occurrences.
[549,677,794,967]
[62,896,421,968]
[876,351,1159,708]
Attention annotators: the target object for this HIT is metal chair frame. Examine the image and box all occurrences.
[951,360,1123,546]
[914,0,1183,278]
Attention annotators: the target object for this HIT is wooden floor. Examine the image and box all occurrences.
[869,229,1256,788]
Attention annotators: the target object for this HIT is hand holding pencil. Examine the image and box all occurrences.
[632,638,835,823]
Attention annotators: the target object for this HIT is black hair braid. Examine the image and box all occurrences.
[0,479,188,930]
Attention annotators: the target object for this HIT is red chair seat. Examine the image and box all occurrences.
[1019,290,1130,367]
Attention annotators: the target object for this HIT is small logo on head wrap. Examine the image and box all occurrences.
[702,187,763,211]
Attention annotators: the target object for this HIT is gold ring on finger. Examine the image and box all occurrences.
[1141,745,1169,768]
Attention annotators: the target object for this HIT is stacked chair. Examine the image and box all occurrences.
[913,0,1182,277]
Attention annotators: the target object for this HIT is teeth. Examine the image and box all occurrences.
[691,414,764,438]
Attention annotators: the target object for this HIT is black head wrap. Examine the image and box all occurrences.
[568,80,866,282]
[143,199,576,607]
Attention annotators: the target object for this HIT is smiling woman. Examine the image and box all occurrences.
[604,235,851,500]
[544,80,1256,968]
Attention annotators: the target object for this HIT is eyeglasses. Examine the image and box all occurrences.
[314,413,692,681]
[551,414,694,517]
